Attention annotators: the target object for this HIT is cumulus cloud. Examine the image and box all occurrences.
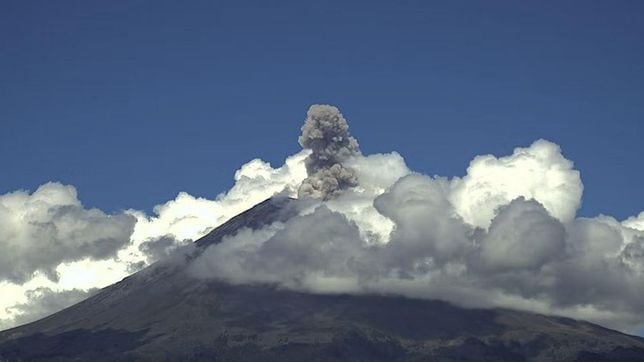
[449,139,583,229]
[298,104,361,200]
[187,105,644,334]
[190,206,365,289]
[126,151,308,255]
[624,211,644,232]
[0,182,136,283]
[117,150,309,270]
[0,147,308,330]
[2,104,643,337]
[374,174,472,268]
[477,197,566,272]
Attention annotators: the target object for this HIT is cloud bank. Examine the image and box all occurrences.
[0,150,308,330]
[1,104,643,336]
[0,183,135,283]
[189,105,644,334]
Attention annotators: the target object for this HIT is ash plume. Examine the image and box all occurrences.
[297,105,360,200]
[189,132,644,335]
[2,104,644,337]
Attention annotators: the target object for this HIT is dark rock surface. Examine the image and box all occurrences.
[1,198,643,361]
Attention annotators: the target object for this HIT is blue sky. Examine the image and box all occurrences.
[1,0,643,219]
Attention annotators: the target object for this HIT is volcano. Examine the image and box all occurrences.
[0,197,643,361]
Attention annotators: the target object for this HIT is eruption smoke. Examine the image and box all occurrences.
[2,104,643,336]
[298,105,360,200]
[189,105,644,335]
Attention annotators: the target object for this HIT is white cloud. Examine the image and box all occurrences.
[0,151,309,331]
[188,135,644,334]
[1,106,642,338]
[478,197,566,271]
[374,174,472,266]
[449,139,583,229]
[324,152,412,243]
[0,182,135,283]
[127,150,309,257]
[624,211,644,231]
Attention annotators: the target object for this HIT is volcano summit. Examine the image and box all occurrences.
[1,105,644,361]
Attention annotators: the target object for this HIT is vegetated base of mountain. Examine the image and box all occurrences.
[1,199,643,362]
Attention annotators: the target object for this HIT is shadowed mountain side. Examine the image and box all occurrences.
[1,198,643,361]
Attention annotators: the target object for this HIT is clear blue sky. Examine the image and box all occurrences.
[1,0,642,219]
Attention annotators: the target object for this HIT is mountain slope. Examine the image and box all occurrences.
[1,198,643,361]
